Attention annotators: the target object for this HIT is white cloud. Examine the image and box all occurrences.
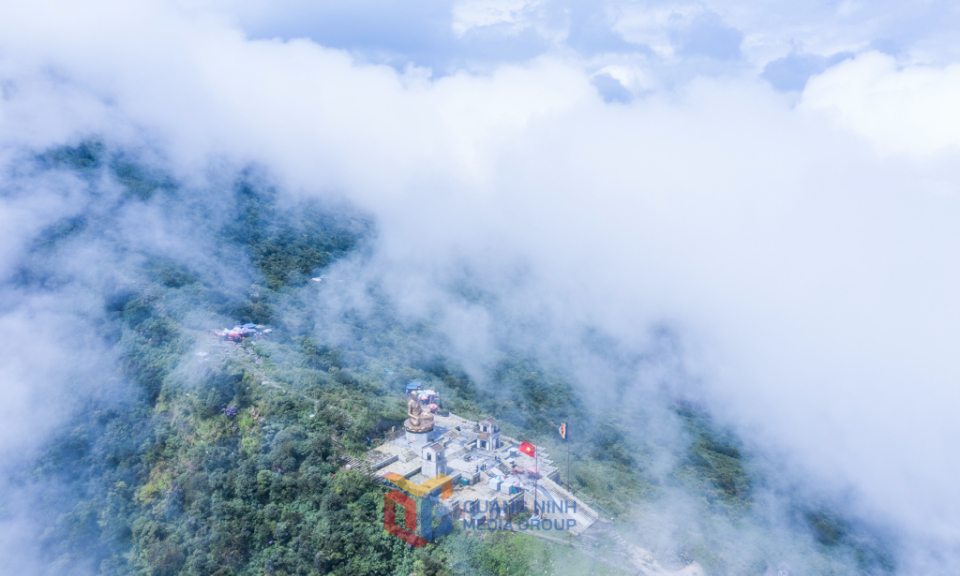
[452,0,538,36]
[803,51,960,157]
[613,3,703,57]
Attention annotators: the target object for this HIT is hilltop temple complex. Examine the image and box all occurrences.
[346,392,602,536]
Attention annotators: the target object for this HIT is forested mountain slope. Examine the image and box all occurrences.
[3,144,895,576]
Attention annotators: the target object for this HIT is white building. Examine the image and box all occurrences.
[421,442,447,478]
[477,417,501,451]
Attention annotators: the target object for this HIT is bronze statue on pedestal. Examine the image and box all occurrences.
[405,392,434,432]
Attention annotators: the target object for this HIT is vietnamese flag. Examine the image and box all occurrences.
[518,442,536,457]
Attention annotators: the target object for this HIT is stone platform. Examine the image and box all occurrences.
[404,428,440,446]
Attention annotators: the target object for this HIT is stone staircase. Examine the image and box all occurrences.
[530,477,600,536]
[577,518,612,542]
[382,428,404,443]
[343,454,375,478]
[535,453,558,480]
[576,521,660,576]
[445,444,472,462]
[343,449,398,478]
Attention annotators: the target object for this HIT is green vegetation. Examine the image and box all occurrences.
[222,180,368,292]
[10,143,897,575]
[433,528,631,576]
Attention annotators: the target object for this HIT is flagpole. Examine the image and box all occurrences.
[534,443,539,518]
[566,429,570,490]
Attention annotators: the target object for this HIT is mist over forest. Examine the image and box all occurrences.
[2,2,960,576]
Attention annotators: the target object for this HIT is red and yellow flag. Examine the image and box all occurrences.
[558,423,567,439]
[519,441,536,457]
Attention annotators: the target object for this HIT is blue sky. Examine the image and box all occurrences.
[219,0,960,93]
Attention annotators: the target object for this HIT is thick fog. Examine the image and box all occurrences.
[2,0,960,573]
